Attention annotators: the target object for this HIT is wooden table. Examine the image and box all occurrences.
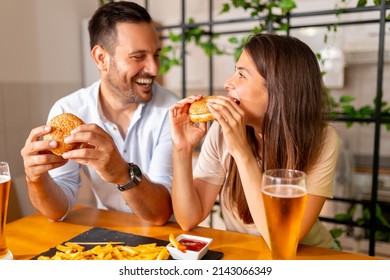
[5,205,381,260]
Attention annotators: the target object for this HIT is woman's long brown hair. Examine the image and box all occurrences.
[224,34,330,224]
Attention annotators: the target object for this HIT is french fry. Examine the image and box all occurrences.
[157,247,170,260]
[169,233,186,253]
[38,242,170,260]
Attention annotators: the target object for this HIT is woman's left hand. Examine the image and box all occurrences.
[207,96,250,158]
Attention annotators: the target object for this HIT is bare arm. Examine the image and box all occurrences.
[26,173,70,221]
[171,148,221,231]
[169,96,221,231]
[114,161,173,225]
[21,125,70,221]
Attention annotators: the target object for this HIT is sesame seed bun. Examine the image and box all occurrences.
[189,96,216,123]
[43,113,85,156]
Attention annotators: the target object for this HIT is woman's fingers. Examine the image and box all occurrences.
[207,96,244,125]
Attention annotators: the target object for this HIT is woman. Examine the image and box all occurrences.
[169,34,339,249]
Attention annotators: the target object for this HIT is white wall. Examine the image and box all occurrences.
[0,0,100,221]
[0,0,99,83]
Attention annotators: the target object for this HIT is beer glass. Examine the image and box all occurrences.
[0,162,12,260]
[261,169,307,260]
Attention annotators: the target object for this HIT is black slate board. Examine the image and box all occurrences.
[32,227,224,260]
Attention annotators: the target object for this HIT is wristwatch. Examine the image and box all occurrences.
[116,163,142,192]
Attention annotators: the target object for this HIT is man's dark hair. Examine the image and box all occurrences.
[88,1,152,53]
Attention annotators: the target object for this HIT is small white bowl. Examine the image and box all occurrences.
[166,234,212,260]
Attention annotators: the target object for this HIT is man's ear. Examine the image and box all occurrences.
[91,45,109,72]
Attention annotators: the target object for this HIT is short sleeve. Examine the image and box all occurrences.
[193,122,230,186]
[306,125,340,198]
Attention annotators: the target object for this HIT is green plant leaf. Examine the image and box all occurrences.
[168,31,182,42]
[375,231,388,241]
[376,204,390,228]
[200,41,213,56]
[228,37,239,44]
[342,105,356,115]
[334,213,352,222]
[357,0,367,7]
[278,23,290,31]
[252,26,262,35]
[340,96,355,103]
[356,217,365,226]
[330,228,345,238]
[220,3,230,14]
[279,0,297,14]
[234,47,242,62]
[161,45,173,52]
[359,106,375,116]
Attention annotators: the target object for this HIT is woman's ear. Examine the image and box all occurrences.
[91,45,109,72]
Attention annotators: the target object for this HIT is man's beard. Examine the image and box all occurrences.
[106,72,153,105]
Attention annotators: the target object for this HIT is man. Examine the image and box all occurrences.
[21,1,178,225]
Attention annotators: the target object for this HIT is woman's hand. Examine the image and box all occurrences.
[169,95,208,151]
[207,96,251,158]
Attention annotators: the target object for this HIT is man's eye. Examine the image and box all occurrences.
[131,55,144,60]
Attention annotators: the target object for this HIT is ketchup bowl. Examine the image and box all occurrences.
[166,234,212,260]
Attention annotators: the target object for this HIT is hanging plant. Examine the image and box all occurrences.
[159,0,297,74]
[320,0,390,131]
[159,18,224,75]
[220,0,296,32]
[331,203,390,249]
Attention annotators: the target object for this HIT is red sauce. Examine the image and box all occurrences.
[179,238,207,252]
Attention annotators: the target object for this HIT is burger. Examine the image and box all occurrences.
[189,96,216,123]
[43,113,85,156]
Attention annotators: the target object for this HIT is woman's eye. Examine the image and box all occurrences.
[238,72,245,78]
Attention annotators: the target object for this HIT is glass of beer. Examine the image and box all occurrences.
[0,162,12,260]
[261,169,307,260]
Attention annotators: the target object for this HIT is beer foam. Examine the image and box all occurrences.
[0,175,11,183]
[262,184,306,198]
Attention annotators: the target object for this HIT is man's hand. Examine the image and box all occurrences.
[21,125,68,183]
[61,123,128,184]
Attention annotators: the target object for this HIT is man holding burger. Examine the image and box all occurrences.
[20,1,178,225]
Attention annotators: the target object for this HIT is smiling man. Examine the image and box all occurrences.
[21,1,178,225]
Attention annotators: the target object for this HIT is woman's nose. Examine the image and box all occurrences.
[224,75,234,90]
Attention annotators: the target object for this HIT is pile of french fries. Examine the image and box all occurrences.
[38,242,170,260]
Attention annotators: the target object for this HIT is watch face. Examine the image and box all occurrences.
[132,164,142,182]
[116,163,142,192]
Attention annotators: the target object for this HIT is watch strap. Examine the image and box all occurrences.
[116,163,142,192]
